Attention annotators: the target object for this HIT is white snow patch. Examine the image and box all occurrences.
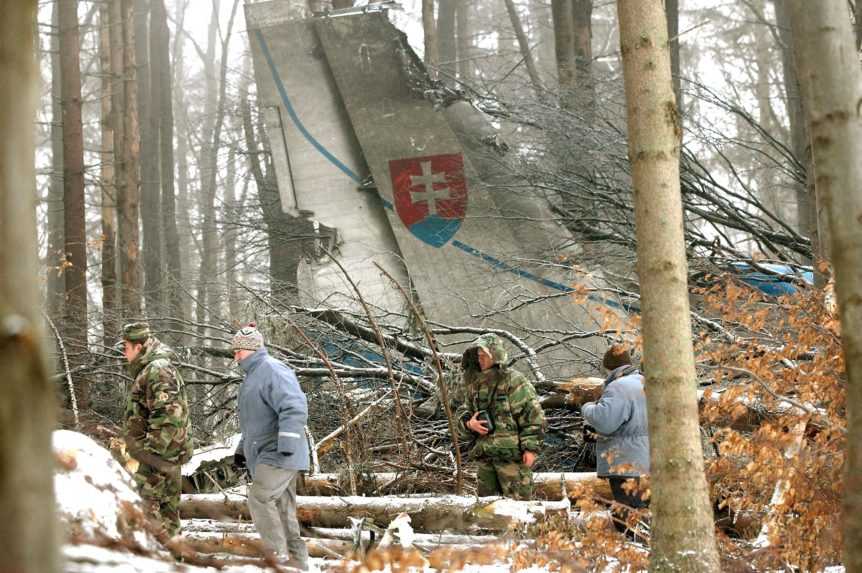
[53,430,156,549]
[182,433,243,476]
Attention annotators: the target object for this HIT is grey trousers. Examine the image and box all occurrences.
[248,464,309,568]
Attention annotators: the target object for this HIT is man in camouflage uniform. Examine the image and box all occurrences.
[121,322,194,536]
[457,333,545,499]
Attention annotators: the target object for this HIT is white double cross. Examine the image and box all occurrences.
[409,161,451,216]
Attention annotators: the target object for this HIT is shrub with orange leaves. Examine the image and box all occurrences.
[699,279,845,571]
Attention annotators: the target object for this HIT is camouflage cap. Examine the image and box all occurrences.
[471,333,508,365]
[122,322,151,342]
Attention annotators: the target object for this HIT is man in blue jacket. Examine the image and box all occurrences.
[581,344,649,510]
[232,324,309,569]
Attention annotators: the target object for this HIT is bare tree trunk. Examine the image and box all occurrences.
[572,0,593,114]
[199,0,239,326]
[0,4,60,571]
[552,0,576,107]
[423,0,439,76]
[152,0,183,323]
[787,4,862,569]
[136,0,162,315]
[172,0,193,322]
[665,0,681,110]
[60,0,90,409]
[197,0,220,327]
[616,1,721,570]
[47,2,65,321]
[100,1,118,345]
[455,0,473,83]
[774,0,818,270]
[120,0,142,315]
[438,0,457,80]
[504,0,544,97]
[856,0,862,51]
[224,146,239,318]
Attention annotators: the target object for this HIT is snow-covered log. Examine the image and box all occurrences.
[180,494,570,532]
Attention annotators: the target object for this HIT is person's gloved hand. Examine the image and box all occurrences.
[582,423,598,444]
[233,452,247,472]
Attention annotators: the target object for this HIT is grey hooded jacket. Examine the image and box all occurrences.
[235,348,309,477]
[581,366,649,478]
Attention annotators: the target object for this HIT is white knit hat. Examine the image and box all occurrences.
[232,323,264,351]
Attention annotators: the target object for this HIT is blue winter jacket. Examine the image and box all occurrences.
[581,366,650,478]
[235,348,309,477]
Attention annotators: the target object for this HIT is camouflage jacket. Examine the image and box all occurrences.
[456,366,545,461]
[124,338,194,469]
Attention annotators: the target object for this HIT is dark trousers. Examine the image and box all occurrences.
[608,476,648,509]
[607,476,649,542]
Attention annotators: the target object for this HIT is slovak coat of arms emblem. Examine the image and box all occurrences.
[389,153,468,247]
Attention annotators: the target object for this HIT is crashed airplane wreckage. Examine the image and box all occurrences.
[245,1,622,378]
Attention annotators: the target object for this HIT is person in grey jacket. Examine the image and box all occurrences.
[232,324,309,569]
[581,344,649,509]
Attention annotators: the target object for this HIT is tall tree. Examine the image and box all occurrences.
[856,0,862,51]
[423,0,439,75]
[438,0,457,80]
[787,3,862,569]
[47,2,65,321]
[455,0,473,83]
[616,1,721,570]
[120,0,142,315]
[100,1,118,344]
[172,0,193,323]
[665,0,681,108]
[773,0,818,269]
[59,0,90,408]
[572,0,593,110]
[137,0,163,314]
[198,0,239,327]
[504,0,544,96]
[0,3,60,571]
[152,0,184,322]
[552,0,576,106]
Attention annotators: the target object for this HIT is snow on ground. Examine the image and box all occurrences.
[53,430,157,550]
[182,433,242,476]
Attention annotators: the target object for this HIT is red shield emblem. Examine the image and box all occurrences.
[389,153,468,247]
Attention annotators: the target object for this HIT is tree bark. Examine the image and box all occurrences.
[504,0,544,97]
[423,0,439,75]
[455,0,473,83]
[47,2,65,321]
[59,0,90,408]
[665,0,681,110]
[572,0,593,113]
[616,1,721,571]
[787,3,862,569]
[99,1,118,346]
[120,0,142,315]
[0,4,60,571]
[172,0,193,322]
[137,0,162,315]
[152,0,184,323]
[552,0,576,107]
[773,0,818,270]
[180,494,569,532]
[438,0,457,80]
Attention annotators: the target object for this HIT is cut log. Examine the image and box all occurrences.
[298,471,611,500]
[540,377,605,409]
[182,532,351,559]
[180,494,571,532]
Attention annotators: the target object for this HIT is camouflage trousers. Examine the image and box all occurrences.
[134,463,182,536]
[476,460,534,500]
